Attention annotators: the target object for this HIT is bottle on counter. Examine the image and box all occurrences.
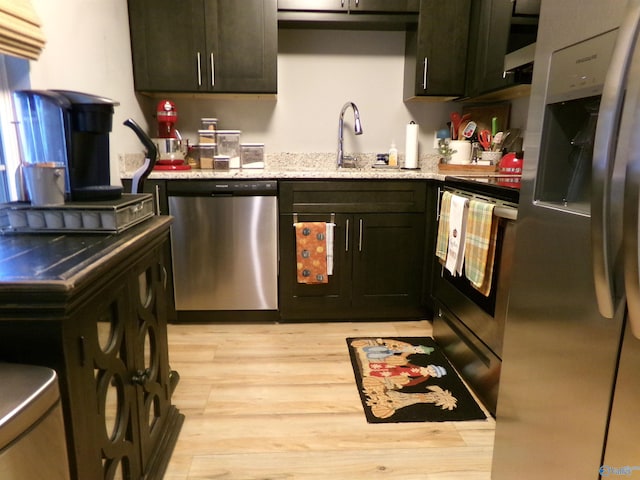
[388,141,398,167]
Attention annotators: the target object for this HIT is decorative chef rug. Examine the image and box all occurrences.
[347,337,487,423]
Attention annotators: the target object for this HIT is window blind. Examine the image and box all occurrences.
[0,1,45,60]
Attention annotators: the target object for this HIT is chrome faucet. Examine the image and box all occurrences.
[337,101,363,168]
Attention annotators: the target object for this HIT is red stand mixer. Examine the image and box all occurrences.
[157,100,178,138]
[153,100,190,171]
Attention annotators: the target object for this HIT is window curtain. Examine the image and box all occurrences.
[0,1,45,60]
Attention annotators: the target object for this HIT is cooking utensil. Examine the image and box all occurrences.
[478,129,492,151]
[491,131,504,151]
[450,112,462,140]
[495,130,511,152]
[457,114,472,140]
[502,128,521,152]
[462,121,477,140]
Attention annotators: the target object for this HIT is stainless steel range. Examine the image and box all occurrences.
[432,176,519,416]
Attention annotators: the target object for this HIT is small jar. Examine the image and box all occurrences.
[214,155,230,171]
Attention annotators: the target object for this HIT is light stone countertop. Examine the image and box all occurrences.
[120,152,449,181]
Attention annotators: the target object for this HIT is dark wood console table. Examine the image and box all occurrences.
[0,216,183,480]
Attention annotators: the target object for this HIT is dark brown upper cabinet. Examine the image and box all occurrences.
[464,0,538,100]
[403,0,471,100]
[278,0,418,12]
[278,0,419,30]
[128,0,277,94]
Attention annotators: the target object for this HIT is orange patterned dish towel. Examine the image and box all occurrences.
[295,222,329,284]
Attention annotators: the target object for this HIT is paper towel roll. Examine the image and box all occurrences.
[405,122,419,169]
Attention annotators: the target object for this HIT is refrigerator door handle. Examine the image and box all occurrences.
[592,3,640,319]
[624,156,640,339]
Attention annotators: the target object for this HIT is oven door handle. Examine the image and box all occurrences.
[592,1,640,319]
[493,206,517,221]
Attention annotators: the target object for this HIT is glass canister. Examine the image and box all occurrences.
[196,144,217,169]
[216,130,241,168]
[198,130,216,145]
[240,143,265,169]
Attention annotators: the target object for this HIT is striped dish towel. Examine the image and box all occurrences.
[435,191,452,262]
[464,200,496,295]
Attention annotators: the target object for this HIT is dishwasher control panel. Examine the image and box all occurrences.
[167,180,278,196]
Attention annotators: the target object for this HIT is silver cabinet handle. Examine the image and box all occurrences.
[196,52,202,86]
[358,218,363,252]
[436,186,442,221]
[422,57,428,90]
[345,218,349,252]
[592,2,640,319]
[623,158,640,339]
[154,184,161,214]
[210,53,215,87]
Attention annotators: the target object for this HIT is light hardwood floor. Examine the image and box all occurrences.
[163,320,495,479]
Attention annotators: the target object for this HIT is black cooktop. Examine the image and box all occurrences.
[444,176,520,204]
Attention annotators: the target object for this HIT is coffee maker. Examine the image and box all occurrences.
[14,90,122,201]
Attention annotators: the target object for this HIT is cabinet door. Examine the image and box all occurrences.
[120,178,176,322]
[145,179,168,215]
[403,0,470,99]
[204,0,277,93]
[465,0,512,97]
[279,213,352,320]
[85,275,144,479]
[128,0,207,92]
[352,213,425,314]
[121,179,167,215]
[130,247,175,474]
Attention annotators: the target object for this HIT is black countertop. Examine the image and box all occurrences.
[0,216,172,295]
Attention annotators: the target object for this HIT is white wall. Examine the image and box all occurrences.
[29,0,146,181]
[25,1,529,176]
[173,29,452,157]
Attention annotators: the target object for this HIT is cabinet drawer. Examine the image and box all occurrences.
[279,180,426,213]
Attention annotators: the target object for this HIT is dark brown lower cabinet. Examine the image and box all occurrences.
[0,217,182,480]
[279,180,427,320]
[352,213,425,312]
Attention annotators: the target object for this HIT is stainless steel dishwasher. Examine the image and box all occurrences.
[167,180,278,322]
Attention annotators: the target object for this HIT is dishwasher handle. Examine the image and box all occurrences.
[167,180,278,196]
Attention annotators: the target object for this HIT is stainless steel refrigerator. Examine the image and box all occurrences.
[492,1,640,478]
